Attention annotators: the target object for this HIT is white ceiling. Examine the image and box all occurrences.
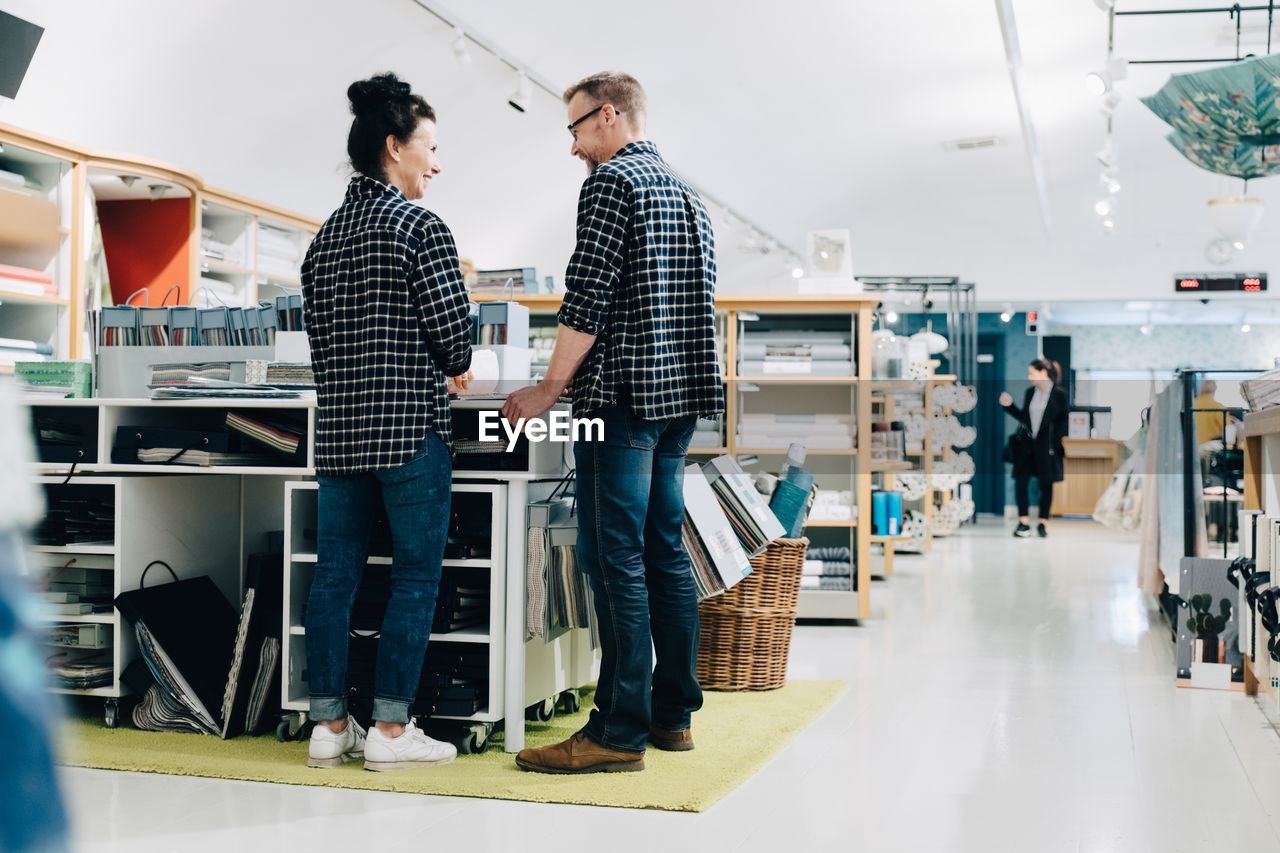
[4,0,1280,312]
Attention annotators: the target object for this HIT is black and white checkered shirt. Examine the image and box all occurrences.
[302,176,472,475]
[559,140,725,419]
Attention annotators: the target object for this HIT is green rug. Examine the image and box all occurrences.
[59,680,847,812]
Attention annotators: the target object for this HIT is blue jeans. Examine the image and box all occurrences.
[0,530,70,853]
[307,432,451,724]
[574,403,701,753]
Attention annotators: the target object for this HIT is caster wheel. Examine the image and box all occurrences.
[104,700,119,729]
[276,720,291,742]
[526,698,555,722]
[460,730,487,755]
[557,690,581,715]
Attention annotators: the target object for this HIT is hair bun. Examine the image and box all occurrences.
[348,73,411,117]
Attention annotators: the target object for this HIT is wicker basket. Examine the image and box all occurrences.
[696,537,808,691]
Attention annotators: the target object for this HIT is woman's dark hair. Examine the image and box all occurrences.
[1030,358,1061,385]
[346,73,436,180]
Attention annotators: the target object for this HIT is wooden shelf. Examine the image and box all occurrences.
[870,462,913,472]
[257,272,302,287]
[869,534,911,543]
[735,447,856,456]
[199,258,253,276]
[686,446,729,454]
[0,288,69,306]
[732,376,856,384]
[1242,407,1280,439]
[804,519,857,528]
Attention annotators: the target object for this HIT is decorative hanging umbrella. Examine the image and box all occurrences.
[1141,53,1280,181]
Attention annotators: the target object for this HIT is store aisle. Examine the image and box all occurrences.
[61,520,1280,852]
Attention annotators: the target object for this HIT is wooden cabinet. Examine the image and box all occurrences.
[1051,438,1123,516]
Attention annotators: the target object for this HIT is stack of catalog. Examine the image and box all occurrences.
[737,330,852,377]
[737,413,854,451]
[256,225,302,278]
[702,454,785,557]
[1242,369,1280,412]
[690,416,723,448]
[801,546,853,591]
[682,464,753,601]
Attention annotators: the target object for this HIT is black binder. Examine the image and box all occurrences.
[114,573,238,733]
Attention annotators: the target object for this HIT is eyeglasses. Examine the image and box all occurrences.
[567,104,619,137]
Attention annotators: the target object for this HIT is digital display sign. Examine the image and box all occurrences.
[1175,273,1267,292]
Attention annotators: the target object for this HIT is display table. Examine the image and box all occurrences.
[23,396,595,752]
[1051,438,1123,517]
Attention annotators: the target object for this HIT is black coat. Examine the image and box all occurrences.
[1002,385,1069,482]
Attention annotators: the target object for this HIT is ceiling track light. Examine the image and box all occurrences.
[1093,0,1115,10]
[1100,91,1122,116]
[1096,142,1117,169]
[1086,69,1112,96]
[1095,198,1115,216]
[507,71,532,112]
[451,27,471,65]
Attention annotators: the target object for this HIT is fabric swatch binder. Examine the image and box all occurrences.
[114,571,239,736]
[219,553,283,739]
[99,306,139,346]
[169,306,198,346]
[702,454,786,556]
[197,307,230,346]
[138,308,171,346]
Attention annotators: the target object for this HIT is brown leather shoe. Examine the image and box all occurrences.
[515,731,645,774]
[648,726,695,751]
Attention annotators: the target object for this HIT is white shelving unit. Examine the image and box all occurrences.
[281,481,511,738]
[31,474,241,726]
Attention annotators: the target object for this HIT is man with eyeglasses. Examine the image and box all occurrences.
[502,71,724,774]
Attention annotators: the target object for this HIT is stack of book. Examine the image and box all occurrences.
[682,464,753,600]
[737,331,853,377]
[1242,369,1280,412]
[737,413,854,451]
[0,336,52,367]
[471,267,537,295]
[432,575,489,634]
[0,262,57,298]
[36,497,114,547]
[702,455,785,557]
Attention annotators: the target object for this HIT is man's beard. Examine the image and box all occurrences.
[586,157,599,174]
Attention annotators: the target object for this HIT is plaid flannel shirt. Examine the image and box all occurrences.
[302,176,472,475]
[558,140,725,419]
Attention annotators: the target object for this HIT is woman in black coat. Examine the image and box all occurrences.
[999,359,1069,538]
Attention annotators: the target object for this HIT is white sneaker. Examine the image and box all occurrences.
[364,719,457,772]
[307,716,367,768]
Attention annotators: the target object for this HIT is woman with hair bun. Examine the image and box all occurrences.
[301,72,472,772]
[999,358,1069,538]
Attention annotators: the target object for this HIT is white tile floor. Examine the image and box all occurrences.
[62,519,1280,852]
